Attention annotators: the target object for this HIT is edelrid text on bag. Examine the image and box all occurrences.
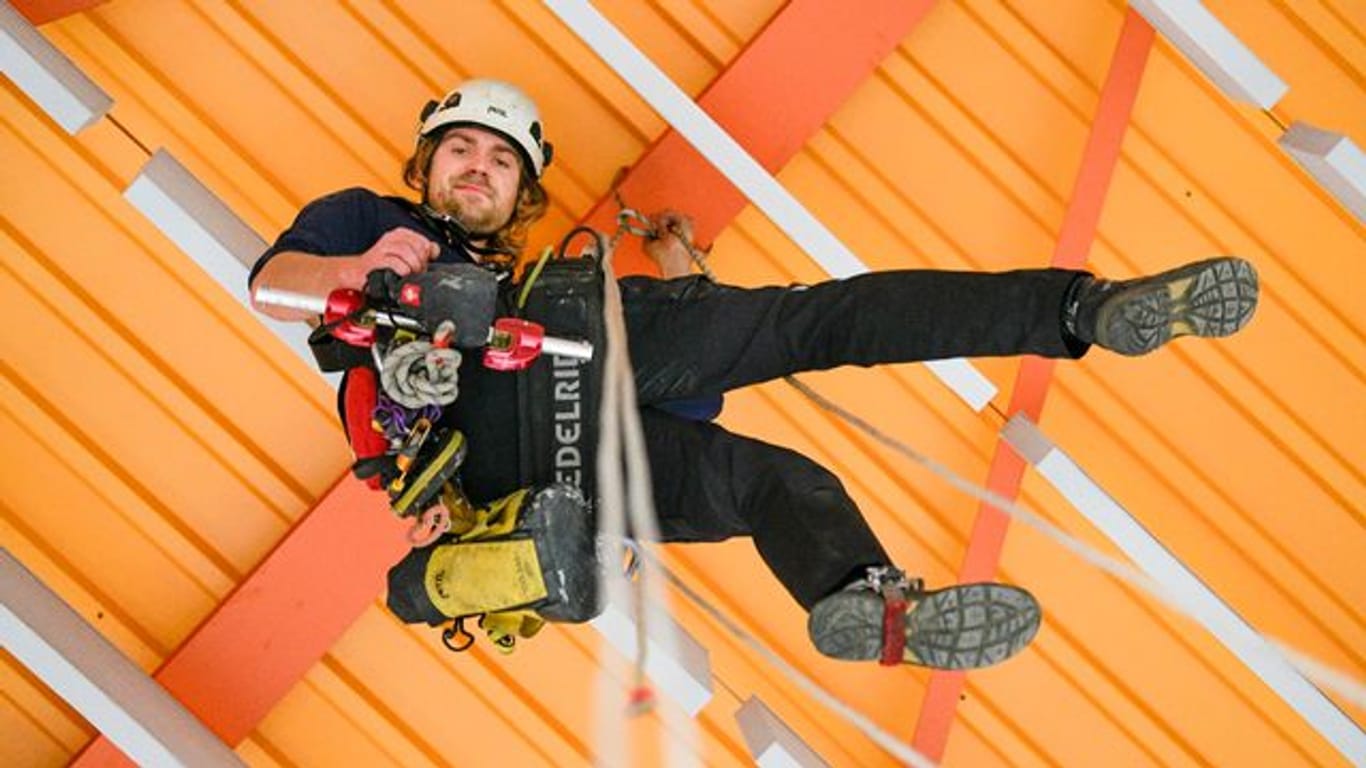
[514,256,605,499]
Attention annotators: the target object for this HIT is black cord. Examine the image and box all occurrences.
[557,226,607,262]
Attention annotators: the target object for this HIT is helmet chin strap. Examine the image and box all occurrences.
[418,202,517,270]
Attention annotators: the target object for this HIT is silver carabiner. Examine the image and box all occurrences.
[615,208,656,238]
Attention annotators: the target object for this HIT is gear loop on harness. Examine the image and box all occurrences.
[406,503,452,547]
[441,618,475,653]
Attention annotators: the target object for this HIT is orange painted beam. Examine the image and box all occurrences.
[11,0,110,25]
[67,1,940,761]
[580,0,939,275]
[912,10,1155,760]
[72,476,408,765]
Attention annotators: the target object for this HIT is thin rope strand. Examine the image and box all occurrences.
[640,548,940,768]
[595,226,699,766]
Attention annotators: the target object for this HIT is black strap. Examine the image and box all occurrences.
[308,323,373,372]
[385,196,517,271]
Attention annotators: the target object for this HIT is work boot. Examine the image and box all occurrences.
[807,567,1041,670]
[1064,257,1259,356]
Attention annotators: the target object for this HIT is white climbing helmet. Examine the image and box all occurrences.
[417,78,553,178]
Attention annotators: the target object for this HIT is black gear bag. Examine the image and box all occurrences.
[514,256,606,501]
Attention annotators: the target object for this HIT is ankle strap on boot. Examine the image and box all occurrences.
[862,566,922,666]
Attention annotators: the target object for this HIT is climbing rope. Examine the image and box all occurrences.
[637,546,940,768]
[590,211,698,767]
[378,321,462,408]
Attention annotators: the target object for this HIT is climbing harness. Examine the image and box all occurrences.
[258,251,600,582]
[363,244,611,652]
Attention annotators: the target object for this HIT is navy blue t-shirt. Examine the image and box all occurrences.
[253,187,525,503]
[249,187,483,284]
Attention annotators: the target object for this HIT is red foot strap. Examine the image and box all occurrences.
[880,591,908,666]
[343,366,387,490]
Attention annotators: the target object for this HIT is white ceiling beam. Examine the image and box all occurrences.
[0,548,245,767]
[1128,0,1287,109]
[1279,122,1365,223]
[735,696,829,767]
[0,0,112,133]
[124,149,323,376]
[1000,415,1366,763]
[542,0,998,412]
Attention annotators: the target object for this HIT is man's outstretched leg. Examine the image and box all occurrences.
[623,256,1260,405]
[797,259,1256,668]
[642,410,1041,670]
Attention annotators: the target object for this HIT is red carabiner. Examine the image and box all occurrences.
[483,317,546,371]
[323,288,376,347]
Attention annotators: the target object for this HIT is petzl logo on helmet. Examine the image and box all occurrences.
[487,105,508,118]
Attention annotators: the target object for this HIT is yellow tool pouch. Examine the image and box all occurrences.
[385,484,600,652]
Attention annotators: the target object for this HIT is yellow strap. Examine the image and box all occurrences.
[391,430,466,518]
[457,488,529,542]
[481,610,547,655]
[517,245,555,309]
[482,610,546,640]
[440,483,479,536]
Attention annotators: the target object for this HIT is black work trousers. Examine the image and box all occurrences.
[621,268,1087,610]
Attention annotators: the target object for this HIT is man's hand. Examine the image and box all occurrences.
[643,210,696,279]
[356,227,441,283]
[248,227,441,322]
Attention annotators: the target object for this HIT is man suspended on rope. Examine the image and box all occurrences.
[248,79,1259,669]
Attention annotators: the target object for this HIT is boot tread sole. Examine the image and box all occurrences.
[808,583,1041,670]
[1095,257,1258,356]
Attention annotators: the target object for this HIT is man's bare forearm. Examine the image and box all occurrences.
[251,227,442,322]
[249,250,367,322]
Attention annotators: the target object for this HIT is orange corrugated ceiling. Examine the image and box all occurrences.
[2,1,1363,766]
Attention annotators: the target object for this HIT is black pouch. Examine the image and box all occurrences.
[385,483,601,626]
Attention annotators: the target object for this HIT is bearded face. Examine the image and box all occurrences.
[424,127,522,238]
